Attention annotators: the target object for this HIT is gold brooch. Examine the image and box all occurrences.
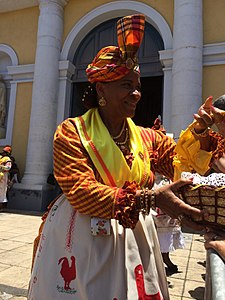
[126,57,135,69]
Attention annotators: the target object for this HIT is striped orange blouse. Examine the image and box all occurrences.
[53,118,176,219]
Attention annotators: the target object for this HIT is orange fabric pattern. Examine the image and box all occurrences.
[86,14,145,83]
[117,14,145,60]
[53,118,176,219]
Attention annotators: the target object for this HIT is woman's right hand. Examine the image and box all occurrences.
[154,179,205,230]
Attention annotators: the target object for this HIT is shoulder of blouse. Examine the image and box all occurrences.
[138,126,175,148]
[54,118,79,139]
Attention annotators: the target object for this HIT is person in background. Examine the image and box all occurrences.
[0,146,12,210]
[28,15,224,300]
[204,231,225,261]
[152,117,184,275]
[8,156,20,184]
[193,95,225,299]
[5,147,21,196]
[212,94,225,137]
[209,95,225,173]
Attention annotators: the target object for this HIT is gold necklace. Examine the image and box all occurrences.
[111,120,126,140]
[114,127,129,146]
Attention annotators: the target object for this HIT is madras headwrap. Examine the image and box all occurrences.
[86,14,145,83]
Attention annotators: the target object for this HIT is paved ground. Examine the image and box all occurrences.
[0,211,207,300]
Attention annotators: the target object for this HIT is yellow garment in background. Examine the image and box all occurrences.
[0,155,9,181]
[173,122,212,181]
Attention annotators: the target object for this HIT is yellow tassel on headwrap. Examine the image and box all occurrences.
[86,14,145,83]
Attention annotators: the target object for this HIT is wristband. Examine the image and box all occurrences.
[190,127,209,138]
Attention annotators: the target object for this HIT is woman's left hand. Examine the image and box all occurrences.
[154,178,205,231]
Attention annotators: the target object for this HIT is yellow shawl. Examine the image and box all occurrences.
[75,108,150,188]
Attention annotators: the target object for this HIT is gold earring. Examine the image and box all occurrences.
[98,96,106,107]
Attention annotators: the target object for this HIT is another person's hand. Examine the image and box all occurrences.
[212,153,225,173]
[204,230,225,261]
[154,179,205,231]
[211,105,225,137]
[193,96,214,133]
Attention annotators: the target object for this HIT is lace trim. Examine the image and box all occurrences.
[114,181,139,229]
[211,131,225,160]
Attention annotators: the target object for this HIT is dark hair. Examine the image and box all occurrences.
[213,94,225,111]
[81,84,98,109]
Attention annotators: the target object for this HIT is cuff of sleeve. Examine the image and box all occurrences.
[114,181,139,229]
[211,132,225,160]
[173,123,212,181]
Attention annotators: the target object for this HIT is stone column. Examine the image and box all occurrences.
[171,0,203,139]
[21,0,68,187]
[8,0,69,211]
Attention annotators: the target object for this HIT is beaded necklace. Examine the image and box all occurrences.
[113,127,129,146]
[111,120,126,140]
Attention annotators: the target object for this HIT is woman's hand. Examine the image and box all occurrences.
[193,96,214,133]
[204,230,225,260]
[154,178,205,230]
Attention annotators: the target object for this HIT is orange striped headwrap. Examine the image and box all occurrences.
[86,14,145,83]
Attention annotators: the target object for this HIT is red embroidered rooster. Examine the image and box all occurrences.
[58,256,76,290]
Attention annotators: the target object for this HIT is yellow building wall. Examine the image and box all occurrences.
[0,6,39,65]
[11,82,33,176]
[203,0,225,44]
[63,0,174,43]
[203,65,225,102]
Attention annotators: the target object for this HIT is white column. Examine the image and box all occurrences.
[171,0,203,139]
[159,49,173,133]
[22,0,68,187]
[56,60,75,126]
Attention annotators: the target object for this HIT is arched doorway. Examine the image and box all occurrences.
[0,44,18,146]
[71,18,164,128]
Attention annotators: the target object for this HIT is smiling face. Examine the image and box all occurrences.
[96,70,141,121]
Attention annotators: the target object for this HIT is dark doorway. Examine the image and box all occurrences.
[134,76,163,128]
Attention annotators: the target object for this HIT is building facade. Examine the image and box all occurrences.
[0,0,225,210]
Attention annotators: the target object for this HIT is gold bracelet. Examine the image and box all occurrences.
[138,188,156,215]
[150,190,156,210]
[139,188,145,214]
[190,127,209,138]
[144,187,149,214]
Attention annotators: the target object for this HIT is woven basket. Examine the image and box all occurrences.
[179,184,225,231]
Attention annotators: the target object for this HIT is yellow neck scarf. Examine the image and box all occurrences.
[75,108,150,188]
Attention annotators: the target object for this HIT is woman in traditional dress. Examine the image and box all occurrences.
[0,146,12,210]
[28,14,224,300]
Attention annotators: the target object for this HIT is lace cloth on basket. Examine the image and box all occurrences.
[181,172,225,187]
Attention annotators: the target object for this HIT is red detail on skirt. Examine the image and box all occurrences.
[135,264,162,300]
[65,209,77,251]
